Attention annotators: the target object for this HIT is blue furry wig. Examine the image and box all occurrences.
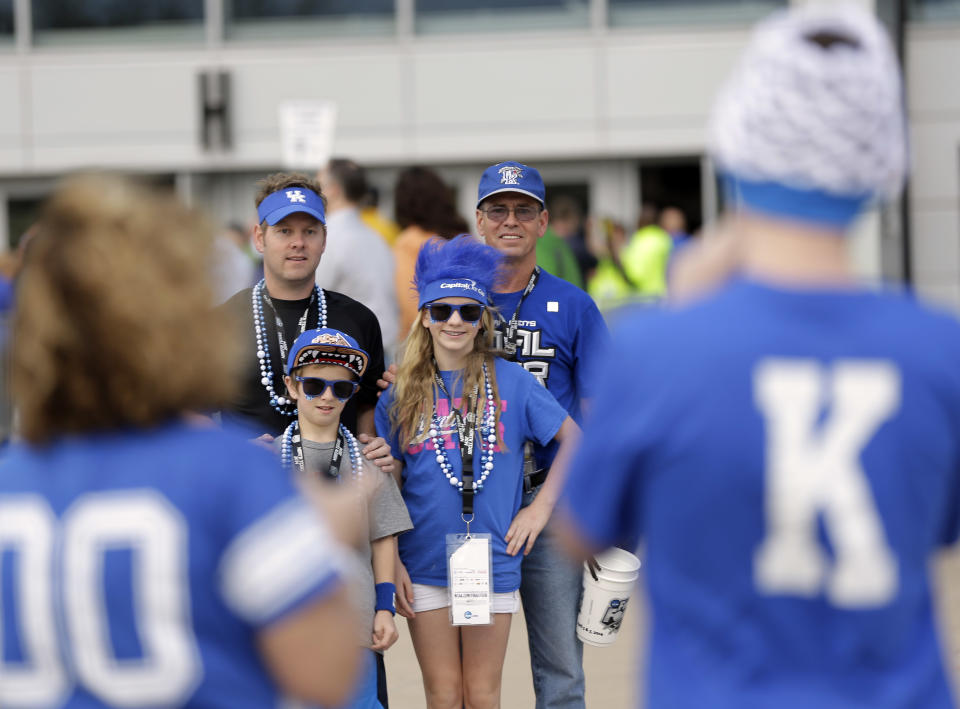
[414,234,503,308]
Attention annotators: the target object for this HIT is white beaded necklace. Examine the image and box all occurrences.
[429,362,497,492]
[280,420,362,482]
[252,279,327,415]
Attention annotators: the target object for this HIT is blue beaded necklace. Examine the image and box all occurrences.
[251,278,327,416]
[429,361,497,492]
[281,420,362,482]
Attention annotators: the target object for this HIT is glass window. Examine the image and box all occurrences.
[909,0,960,20]
[609,0,786,28]
[32,1,204,46]
[0,0,12,42]
[416,0,589,35]
[8,197,43,251]
[225,0,394,40]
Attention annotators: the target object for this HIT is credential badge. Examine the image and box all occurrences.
[498,166,523,185]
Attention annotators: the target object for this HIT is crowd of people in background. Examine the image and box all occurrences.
[210,160,697,355]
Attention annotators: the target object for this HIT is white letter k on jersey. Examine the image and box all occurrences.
[753,359,900,608]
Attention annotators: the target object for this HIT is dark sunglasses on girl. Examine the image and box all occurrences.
[295,376,359,401]
[426,302,485,323]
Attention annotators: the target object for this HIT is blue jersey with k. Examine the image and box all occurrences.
[0,422,347,709]
[490,269,608,470]
[563,278,960,709]
[376,358,567,592]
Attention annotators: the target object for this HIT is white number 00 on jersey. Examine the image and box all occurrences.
[0,490,201,707]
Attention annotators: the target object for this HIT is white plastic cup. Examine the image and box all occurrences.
[576,547,641,647]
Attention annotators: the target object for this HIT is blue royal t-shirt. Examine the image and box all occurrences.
[562,278,960,709]
[490,269,609,470]
[376,357,567,593]
[0,422,348,709]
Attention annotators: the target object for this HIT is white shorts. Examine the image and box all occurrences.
[411,583,520,614]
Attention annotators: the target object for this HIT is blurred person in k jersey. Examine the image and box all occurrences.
[317,158,399,354]
[393,166,469,338]
[0,174,362,709]
[217,172,393,467]
[560,6,960,708]
[475,161,609,709]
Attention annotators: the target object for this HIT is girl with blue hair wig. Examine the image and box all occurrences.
[376,234,577,709]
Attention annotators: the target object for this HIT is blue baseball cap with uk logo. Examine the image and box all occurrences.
[476,161,545,208]
[257,186,326,226]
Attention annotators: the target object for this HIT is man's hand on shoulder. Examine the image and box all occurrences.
[376,363,397,394]
[358,433,395,474]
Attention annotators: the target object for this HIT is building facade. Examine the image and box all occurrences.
[0,0,956,306]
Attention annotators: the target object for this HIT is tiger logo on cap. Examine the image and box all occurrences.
[499,165,523,185]
[313,333,350,347]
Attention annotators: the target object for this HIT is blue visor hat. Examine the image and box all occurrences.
[286,328,368,378]
[418,278,488,309]
[477,161,545,208]
[257,187,326,226]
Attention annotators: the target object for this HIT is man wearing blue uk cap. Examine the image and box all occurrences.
[218,172,391,470]
[476,161,608,709]
[560,5,960,708]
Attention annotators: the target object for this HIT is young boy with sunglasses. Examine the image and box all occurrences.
[282,327,412,709]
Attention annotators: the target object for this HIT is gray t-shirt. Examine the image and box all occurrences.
[299,438,413,648]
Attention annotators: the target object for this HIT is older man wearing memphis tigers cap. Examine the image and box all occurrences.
[560,5,960,709]
[475,161,608,709]
[219,172,387,443]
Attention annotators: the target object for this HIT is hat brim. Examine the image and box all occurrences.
[288,345,368,378]
[477,187,545,209]
[262,204,326,226]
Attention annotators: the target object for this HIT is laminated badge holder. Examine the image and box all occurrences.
[438,376,494,627]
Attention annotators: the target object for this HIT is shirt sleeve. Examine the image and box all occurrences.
[518,365,568,446]
[572,296,611,407]
[561,318,651,552]
[375,387,403,460]
[216,439,351,628]
[367,464,413,542]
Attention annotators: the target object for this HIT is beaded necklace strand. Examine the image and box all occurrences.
[252,278,327,415]
[429,361,497,492]
[280,420,362,482]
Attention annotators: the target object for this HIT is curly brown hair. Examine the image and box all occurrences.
[12,173,241,444]
[394,166,468,238]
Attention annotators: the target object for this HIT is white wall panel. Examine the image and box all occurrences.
[412,45,598,126]
[909,121,960,205]
[603,33,744,120]
[908,28,960,115]
[911,208,960,279]
[31,63,196,138]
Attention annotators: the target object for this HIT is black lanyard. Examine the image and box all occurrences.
[494,267,540,359]
[261,288,317,370]
[290,421,347,481]
[433,368,479,515]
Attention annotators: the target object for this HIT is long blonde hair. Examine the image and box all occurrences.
[389,308,504,449]
[12,173,240,444]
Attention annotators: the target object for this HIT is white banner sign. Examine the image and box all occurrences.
[278,101,338,171]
